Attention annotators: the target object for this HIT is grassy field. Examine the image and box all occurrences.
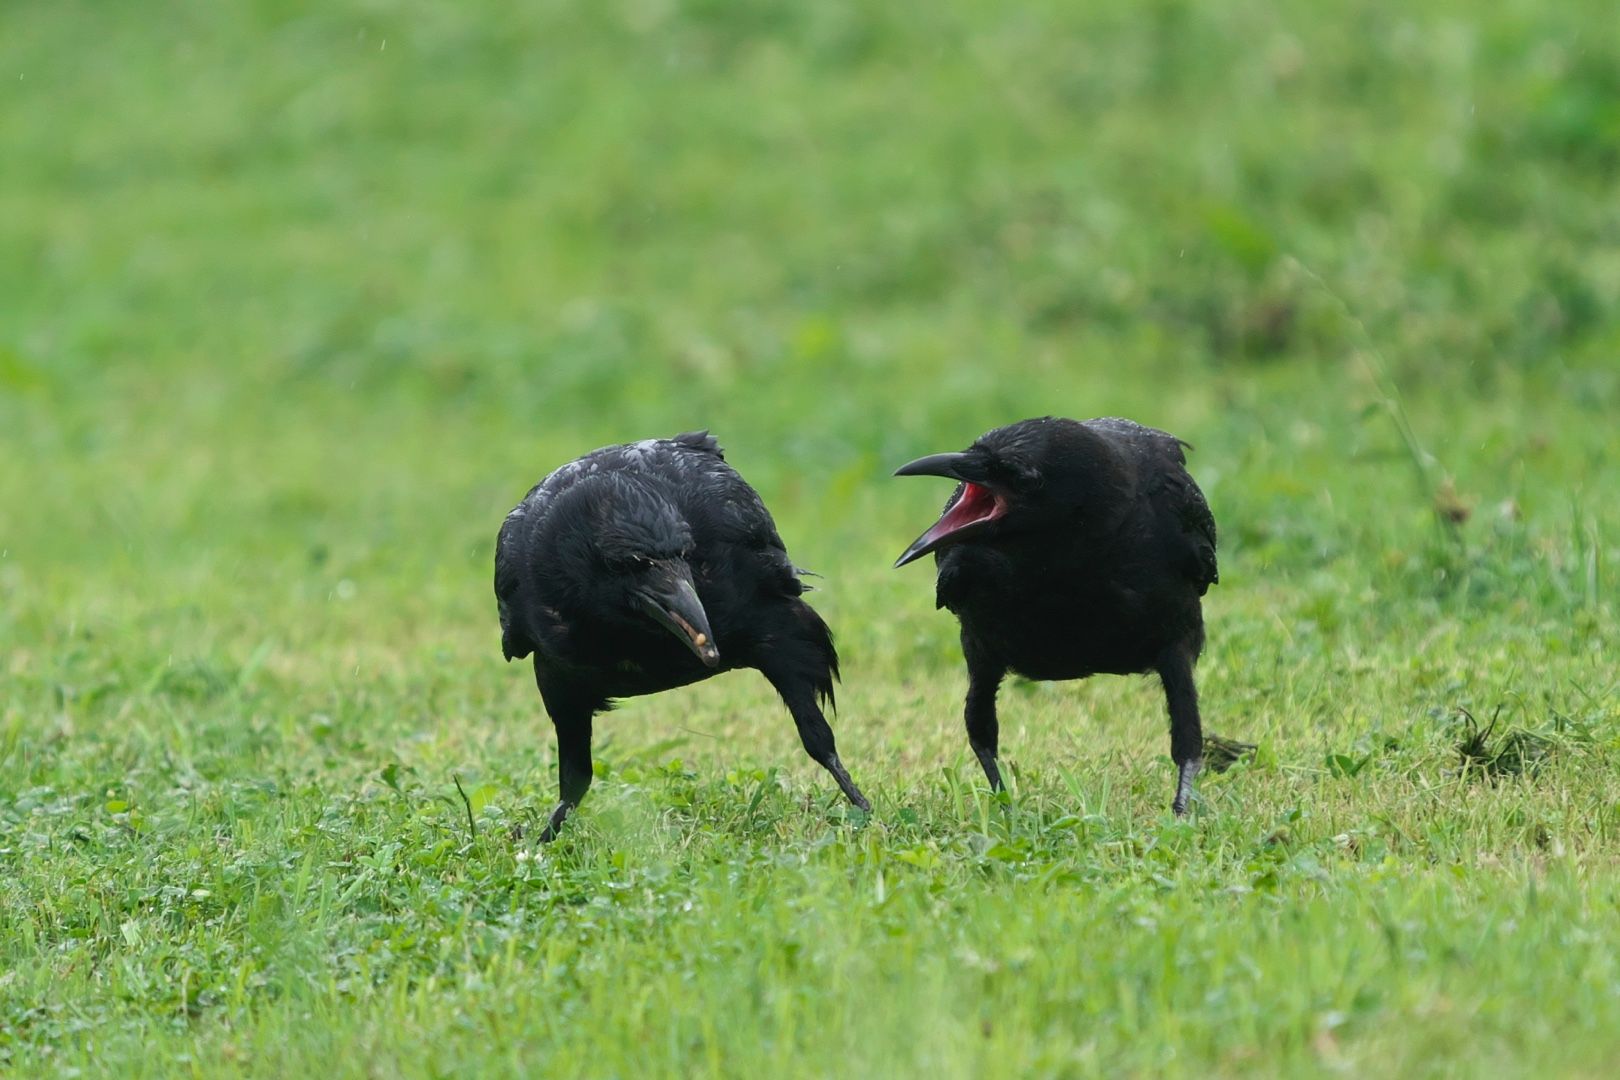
[3,0,1619,1074]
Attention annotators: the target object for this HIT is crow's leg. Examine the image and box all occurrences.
[536,671,597,841]
[765,674,870,812]
[539,711,593,841]
[1157,645,1204,816]
[963,637,1006,791]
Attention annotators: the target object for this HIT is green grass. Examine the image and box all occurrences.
[3,0,1619,1075]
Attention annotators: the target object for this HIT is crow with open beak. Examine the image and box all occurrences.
[497,431,869,839]
[894,417,1219,815]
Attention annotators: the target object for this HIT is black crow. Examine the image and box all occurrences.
[496,431,869,840]
[893,416,1218,815]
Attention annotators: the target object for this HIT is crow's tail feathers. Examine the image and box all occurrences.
[771,599,840,712]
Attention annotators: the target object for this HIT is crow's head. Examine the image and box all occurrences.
[553,476,720,667]
[891,417,1100,567]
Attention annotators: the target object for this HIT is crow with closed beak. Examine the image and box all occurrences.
[497,431,869,840]
[894,417,1219,815]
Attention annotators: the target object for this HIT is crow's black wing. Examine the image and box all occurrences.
[650,435,778,545]
[1087,418,1219,594]
[495,510,533,660]
[1165,469,1218,593]
[643,433,812,598]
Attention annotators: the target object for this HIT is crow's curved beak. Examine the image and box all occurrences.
[893,451,974,481]
[893,451,1007,568]
[635,564,720,667]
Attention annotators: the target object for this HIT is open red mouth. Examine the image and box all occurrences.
[936,482,1004,536]
[895,481,1007,567]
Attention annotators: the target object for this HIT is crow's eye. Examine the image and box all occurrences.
[602,551,651,573]
[987,456,1038,490]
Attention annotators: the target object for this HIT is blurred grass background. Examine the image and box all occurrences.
[5,0,1615,639]
[2,0,1618,1075]
[4,0,1614,705]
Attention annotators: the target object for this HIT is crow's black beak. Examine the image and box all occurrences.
[893,451,1007,568]
[635,564,720,667]
[893,451,975,482]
